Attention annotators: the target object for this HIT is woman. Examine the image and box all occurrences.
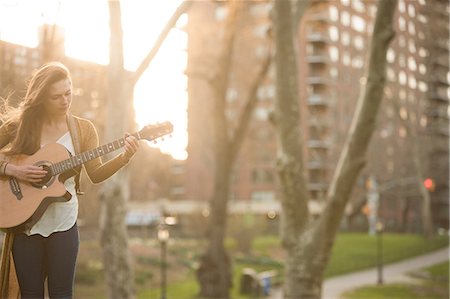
[0,61,139,298]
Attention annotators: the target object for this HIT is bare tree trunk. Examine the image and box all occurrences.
[391,100,434,237]
[99,2,191,298]
[99,2,135,299]
[196,1,272,297]
[273,0,397,298]
[273,1,311,297]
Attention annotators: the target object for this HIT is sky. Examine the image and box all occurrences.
[0,0,188,160]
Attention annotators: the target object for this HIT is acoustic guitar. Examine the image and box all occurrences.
[0,121,173,231]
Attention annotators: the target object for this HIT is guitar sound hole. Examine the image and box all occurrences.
[31,164,54,189]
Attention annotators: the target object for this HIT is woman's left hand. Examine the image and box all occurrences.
[121,133,139,163]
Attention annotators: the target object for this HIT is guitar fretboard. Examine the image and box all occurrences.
[50,132,140,176]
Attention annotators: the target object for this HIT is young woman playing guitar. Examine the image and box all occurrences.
[0,62,140,298]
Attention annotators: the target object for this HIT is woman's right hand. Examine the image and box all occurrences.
[5,164,48,183]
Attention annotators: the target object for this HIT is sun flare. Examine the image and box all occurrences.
[0,0,188,160]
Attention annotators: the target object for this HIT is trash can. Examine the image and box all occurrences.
[240,268,259,295]
[261,276,271,295]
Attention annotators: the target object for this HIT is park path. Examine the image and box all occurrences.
[269,246,449,299]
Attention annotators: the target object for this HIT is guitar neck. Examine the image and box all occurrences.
[50,132,140,176]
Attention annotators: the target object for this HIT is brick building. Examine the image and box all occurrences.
[184,0,449,230]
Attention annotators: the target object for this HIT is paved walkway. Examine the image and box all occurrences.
[269,246,449,299]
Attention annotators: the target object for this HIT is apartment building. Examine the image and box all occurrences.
[185,0,449,230]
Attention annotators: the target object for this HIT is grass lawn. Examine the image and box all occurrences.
[74,233,449,299]
[342,261,449,299]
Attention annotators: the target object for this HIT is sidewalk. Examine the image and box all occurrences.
[269,246,449,299]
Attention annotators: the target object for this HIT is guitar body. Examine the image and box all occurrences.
[0,121,173,231]
[0,143,72,230]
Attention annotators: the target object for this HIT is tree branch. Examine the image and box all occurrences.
[131,0,193,85]
[318,0,398,235]
[229,52,272,162]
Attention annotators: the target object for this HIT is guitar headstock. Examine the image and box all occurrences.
[138,121,173,142]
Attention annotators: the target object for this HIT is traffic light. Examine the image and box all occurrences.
[423,178,435,192]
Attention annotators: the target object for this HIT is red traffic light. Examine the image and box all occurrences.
[423,178,435,191]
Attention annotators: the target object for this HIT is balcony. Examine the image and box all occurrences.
[308,182,328,191]
[308,94,331,106]
[308,12,329,23]
[307,160,327,170]
[429,91,449,103]
[306,32,330,43]
[308,117,331,128]
[307,139,331,149]
[307,76,330,85]
[306,55,329,64]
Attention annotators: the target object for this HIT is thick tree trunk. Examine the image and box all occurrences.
[100,2,135,299]
[196,1,273,297]
[195,1,239,298]
[196,160,233,298]
[273,0,398,298]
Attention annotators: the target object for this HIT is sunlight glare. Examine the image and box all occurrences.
[0,0,188,160]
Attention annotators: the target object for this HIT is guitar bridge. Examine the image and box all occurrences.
[9,177,23,200]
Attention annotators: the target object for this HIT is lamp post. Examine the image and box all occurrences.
[376,221,384,285]
[157,214,177,299]
[157,222,169,299]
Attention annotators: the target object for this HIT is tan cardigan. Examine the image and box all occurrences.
[0,114,129,298]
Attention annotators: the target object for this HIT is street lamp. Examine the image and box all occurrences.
[376,221,384,285]
[157,222,169,299]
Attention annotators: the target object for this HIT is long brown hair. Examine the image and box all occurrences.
[1,62,72,156]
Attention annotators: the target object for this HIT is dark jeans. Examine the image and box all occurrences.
[12,224,79,299]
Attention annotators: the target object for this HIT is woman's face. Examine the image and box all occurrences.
[44,78,72,118]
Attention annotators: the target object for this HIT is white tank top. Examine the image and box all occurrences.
[27,132,79,237]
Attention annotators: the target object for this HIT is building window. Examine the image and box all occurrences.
[418,63,426,75]
[398,35,406,48]
[398,0,406,13]
[352,0,365,13]
[407,3,416,17]
[215,6,228,21]
[342,51,351,66]
[227,88,238,102]
[170,186,185,195]
[351,15,365,32]
[353,35,364,50]
[253,107,269,120]
[251,191,275,202]
[398,126,407,138]
[253,23,270,38]
[387,67,396,82]
[399,107,408,120]
[341,11,350,27]
[252,169,274,184]
[329,6,339,22]
[398,71,407,85]
[418,47,428,58]
[408,76,417,89]
[352,56,364,69]
[249,3,271,17]
[418,81,427,92]
[257,85,275,101]
[408,22,416,35]
[329,26,339,42]
[408,39,416,53]
[341,31,350,46]
[329,46,339,62]
[387,48,395,63]
[171,163,185,174]
[398,16,406,31]
[329,67,338,78]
